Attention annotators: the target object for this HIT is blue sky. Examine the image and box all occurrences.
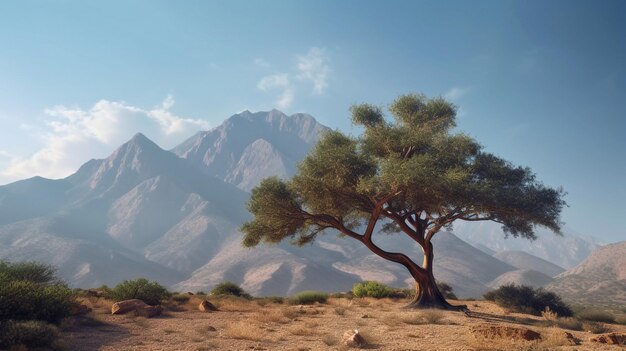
[0,0,624,242]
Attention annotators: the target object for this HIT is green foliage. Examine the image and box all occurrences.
[288,291,329,305]
[0,260,58,284]
[576,309,616,323]
[210,281,251,299]
[0,262,74,324]
[483,284,573,317]
[0,320,59,348]
[110,278,170,305]
[352,281,393,298]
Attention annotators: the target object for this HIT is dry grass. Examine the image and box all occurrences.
[401,309,446,325]
[62,298,626,351]
[224,321,266,341]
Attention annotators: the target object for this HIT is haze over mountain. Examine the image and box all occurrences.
[548,241,626,306]
[0,110,606,300]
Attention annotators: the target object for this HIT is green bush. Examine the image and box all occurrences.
[210,281,251,298]
[0,320,59,348]
[352,281,393,298]
[0,260,58,284]
[110,278,170,305]
[288,291,328,305]
[483,284,573,317]
[576,310,616,323]
[0,276,74,323]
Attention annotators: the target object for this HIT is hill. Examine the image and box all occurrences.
[548,241,626,306]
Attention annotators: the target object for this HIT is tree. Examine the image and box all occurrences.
[241,93,566,310]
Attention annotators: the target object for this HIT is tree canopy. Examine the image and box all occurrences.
[241,93,566,308]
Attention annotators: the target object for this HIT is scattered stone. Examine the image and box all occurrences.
[563,332,580,345]
[361,314,369,318]
[590,333,626,345]
[342,329,367,348]
[470,325,541,341]
[70,303,92,316]
[111,299,148,315]
[134,305,162,318]
[206,326,217,332]
[198,299,218,312]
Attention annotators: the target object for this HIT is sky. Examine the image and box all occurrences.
[0,0,624,243]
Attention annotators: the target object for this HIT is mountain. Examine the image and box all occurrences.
[547,241,626,306]
[487,269,554,289]
[453,221,601,269]
[0,133,250,286]
[493,251,565,277]
[0,111,602,301]
[172,109,328,191]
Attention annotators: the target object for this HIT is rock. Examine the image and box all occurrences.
[342,329,366,348]
[590,333,626,345]
[361,314,369,318]
[198,299,218,312]
[111,299,148,315]
[70,303,92,316]
[470,325,541,341]
[206,326,217,332]
[134,305,162,318]
[563,332,580,345]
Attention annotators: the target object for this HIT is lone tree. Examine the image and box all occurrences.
[241,93,565,310]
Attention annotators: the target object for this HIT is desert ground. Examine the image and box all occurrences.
[58,295,626,351]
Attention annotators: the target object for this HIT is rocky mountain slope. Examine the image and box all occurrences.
[171,109,328,191]
[548,241,626,306]
[493,250,565,277]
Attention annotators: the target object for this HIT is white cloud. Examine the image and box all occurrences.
[254,58,270,68]
[255,47,331,110]
[257,73,290,91]
[296,47,330,94]
[0,96,209,184]
[444,87,469,101]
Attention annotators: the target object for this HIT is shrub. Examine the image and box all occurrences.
[210,281,251,298]
[0,260,58,284]
[554,317,583,331]
[0,278,74,323]
[0,320,59,348]
[171,293,191,304]
[437,282,457,300]
[288,291,328,305]
[483,284,573,317]
[110,278,170,305]
[576,309,616,323]
[352,281,393,298]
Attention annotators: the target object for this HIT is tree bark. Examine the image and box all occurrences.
[405,242,466,311]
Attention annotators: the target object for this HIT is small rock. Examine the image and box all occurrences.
[590,332,626,345]
[111,299,148,315]
[206,326,217,332]
[361,314,369,318]
[563,332,580,345]
[134,305,162,318]
[342,329,367,348]
[470,325,541,341]
[70,303,92,316]
[199,299,218,312]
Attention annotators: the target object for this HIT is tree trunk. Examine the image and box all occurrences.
[405,242,466,311]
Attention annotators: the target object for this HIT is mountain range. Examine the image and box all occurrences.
[0,110,613,300]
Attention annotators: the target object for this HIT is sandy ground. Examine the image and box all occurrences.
[60,296,626,351]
